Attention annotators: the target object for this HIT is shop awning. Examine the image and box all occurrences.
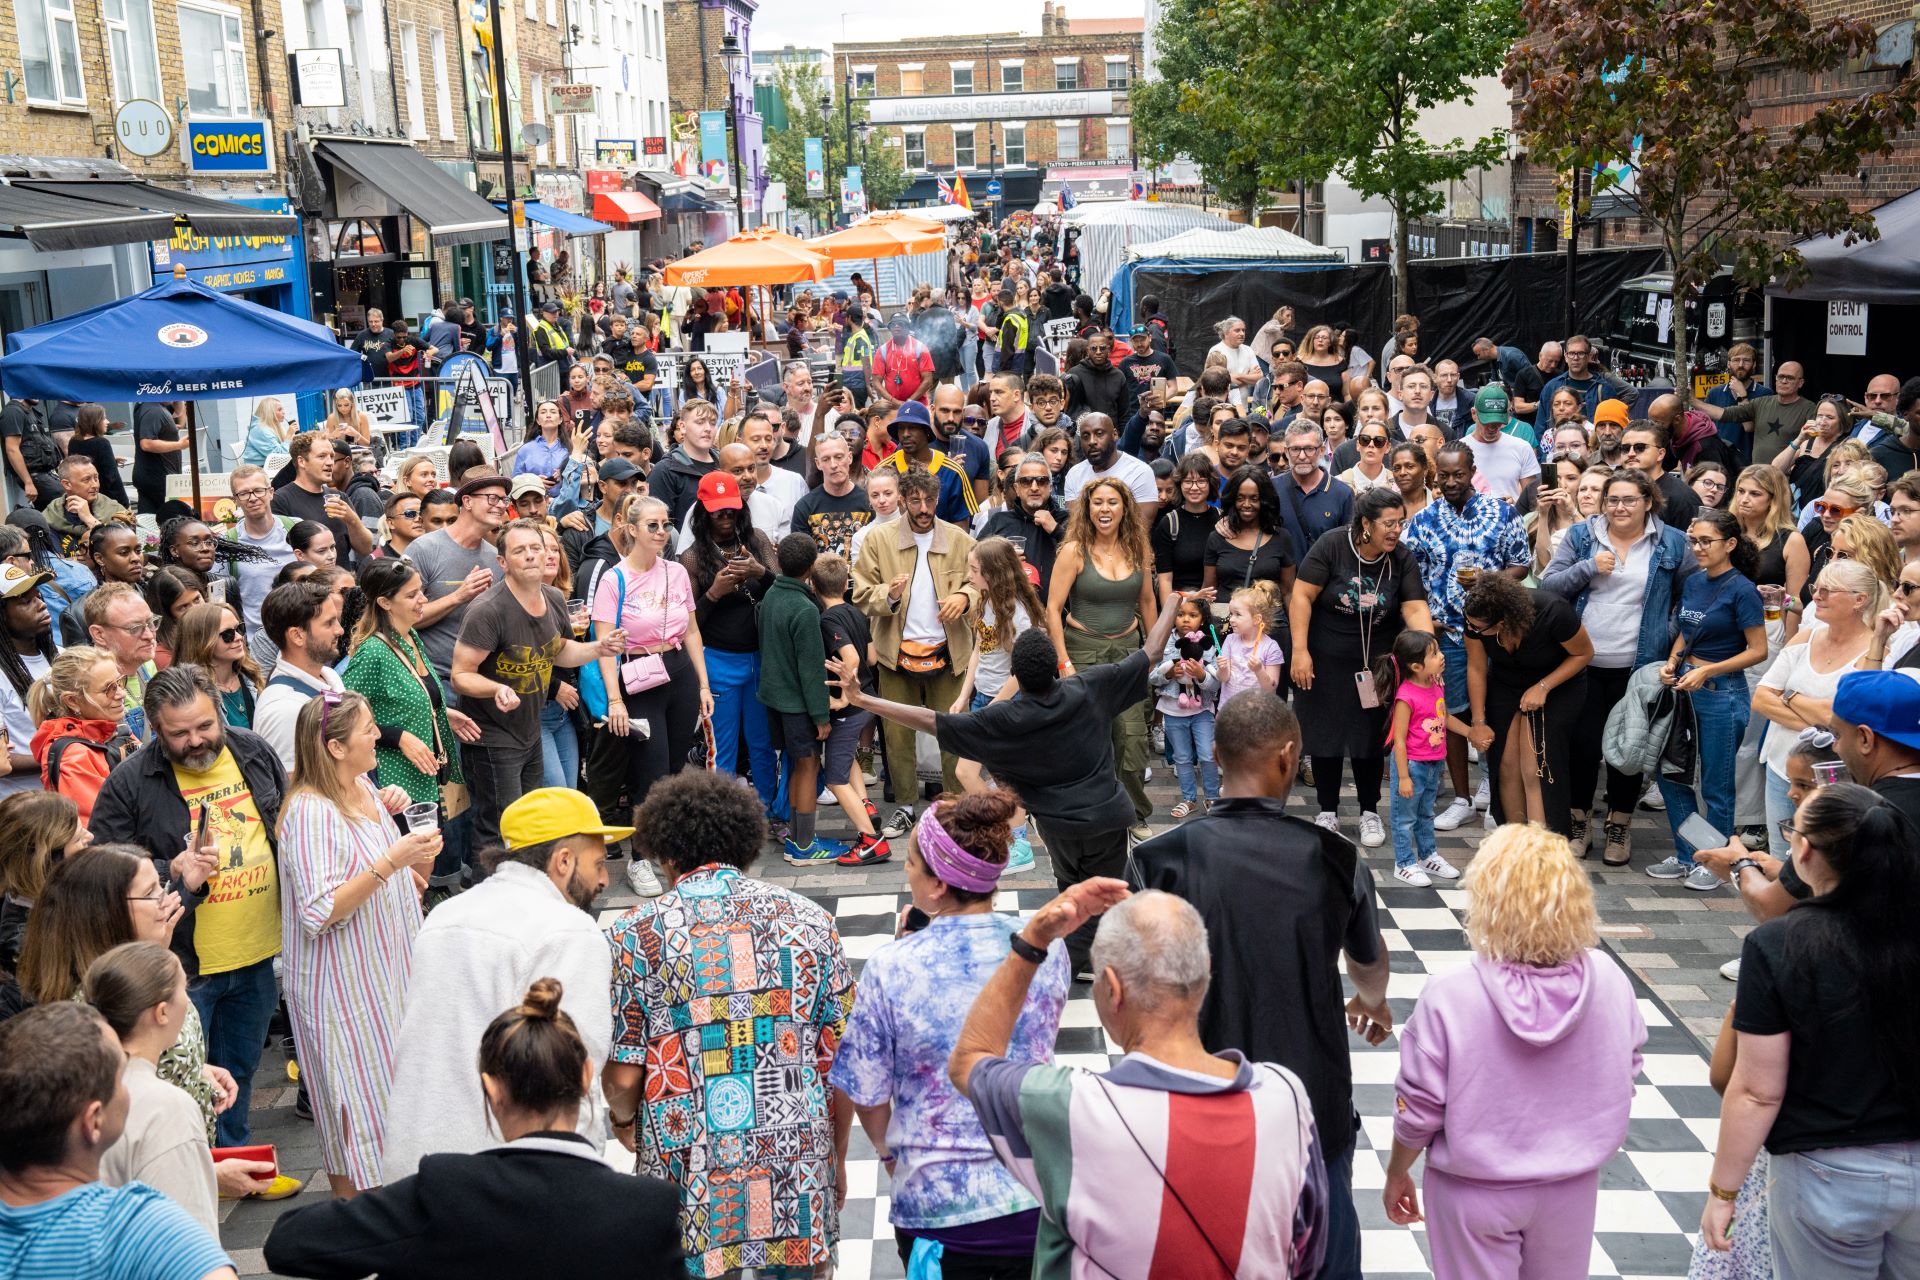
[12,180,295,237]
[498,200,612,236]
[660,189,726,214]
[0,182,176,251]
[594,190,662,225]
[314,138,507,246]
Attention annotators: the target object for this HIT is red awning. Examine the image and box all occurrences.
[594,190,662,224]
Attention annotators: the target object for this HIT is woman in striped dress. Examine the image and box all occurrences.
[277,689,441,1197]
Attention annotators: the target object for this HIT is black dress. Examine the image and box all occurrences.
[1478,589,1588,835]
[1294,529,1425,759]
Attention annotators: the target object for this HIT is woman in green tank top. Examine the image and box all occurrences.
[1045,476,1160,828]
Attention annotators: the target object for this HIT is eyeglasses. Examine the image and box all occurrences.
[233,487,272,500]
[1778,820,1802,843]
[1372,517,1406,531]
[107,616,162,636]
[217,626,242,643]
[1285,444,1321,456]
[472,493,512,507]
[1357,435,1389,447]
[1685,535,1729,549]
[4,551,32,565]
[125,890,169,905]
[1602,495,1644,507]
[1813,501,1860,518]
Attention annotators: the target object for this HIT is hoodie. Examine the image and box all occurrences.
[1394,949,1646,1184]
[646,445,716,528]
[30,715,131,826]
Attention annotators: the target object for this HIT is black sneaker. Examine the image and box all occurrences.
[880,806,914,840]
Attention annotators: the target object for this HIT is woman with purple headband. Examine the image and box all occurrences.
[829,791,1071,1278]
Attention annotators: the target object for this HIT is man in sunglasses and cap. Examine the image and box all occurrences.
[381,786,631,1180]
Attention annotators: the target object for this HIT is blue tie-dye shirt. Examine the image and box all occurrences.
[829,911,1071,1230]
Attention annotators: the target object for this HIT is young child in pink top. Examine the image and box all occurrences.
[1377,629,1472,887]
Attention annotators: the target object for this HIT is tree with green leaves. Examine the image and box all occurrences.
[764,64,907,227]
[1510,0,1920,386]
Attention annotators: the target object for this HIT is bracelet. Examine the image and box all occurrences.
[610,1111,636,1129]
[1709,1180,1740,1202]
[370,863,390,884]
[1008,931,1049,964]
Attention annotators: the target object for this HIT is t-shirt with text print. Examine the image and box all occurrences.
[172,747,280,974]
[455,581,568,752]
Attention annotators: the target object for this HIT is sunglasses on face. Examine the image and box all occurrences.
[397,507,421,520]
[963,415,987,426]
[1622,442,1655,454]
[1015,475,1050,487]
[1813,501,1860,518]
[1357,435,1389,447]
[639,520,671,532]
[217,626,242,643]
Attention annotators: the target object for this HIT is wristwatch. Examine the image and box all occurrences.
[1729,858,1762,881]
[1008,931,1049,964]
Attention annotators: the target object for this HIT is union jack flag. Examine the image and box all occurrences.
[937,175,955,204]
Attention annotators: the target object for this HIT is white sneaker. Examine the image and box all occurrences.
[1419,854,1462,880]
[1143,766,1153,784]
[817,788,834,805]
[1720,957,1742,982]
[1640,783,1665,811]
[1358,812,1385,847]
[1483,813,1498,832]
[626,858,664,897]
[1392,864,1433,887]
[1472,778,1491,810]
[1434,797,1475,831]
[1314,811,1341,835]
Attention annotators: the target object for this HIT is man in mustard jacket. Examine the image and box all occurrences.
[851,464,978,837]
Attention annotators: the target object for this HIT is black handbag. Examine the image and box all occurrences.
[1656,686,1698,784]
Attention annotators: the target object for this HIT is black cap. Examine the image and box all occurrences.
[597,458,643,484]
[540,300,561,314]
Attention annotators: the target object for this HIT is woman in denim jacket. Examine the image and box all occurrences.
[1540,468,1697,867]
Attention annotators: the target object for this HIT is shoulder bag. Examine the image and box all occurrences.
[614,564,673,694]
[380,633,469,820]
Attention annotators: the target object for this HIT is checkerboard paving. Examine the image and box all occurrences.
[598,867,1717,1280]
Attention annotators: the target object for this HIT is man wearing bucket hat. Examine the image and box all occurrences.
[882,400,978,526]
[380,786,630,1181]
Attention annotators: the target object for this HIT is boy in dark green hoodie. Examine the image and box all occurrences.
[758,532,842,863]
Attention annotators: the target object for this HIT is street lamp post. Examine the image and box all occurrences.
[819,93,834,232]
[857,120,872,205]
[718,33,748,233]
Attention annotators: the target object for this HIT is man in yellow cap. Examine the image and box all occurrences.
[379,787,633,1181]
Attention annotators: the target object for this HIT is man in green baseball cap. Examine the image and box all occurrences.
[1463,383,1541,503]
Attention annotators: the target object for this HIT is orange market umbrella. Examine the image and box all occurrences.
[661,226,833,286]
[808,211,946,261]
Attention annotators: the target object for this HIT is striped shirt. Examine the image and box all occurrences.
[885,448,979,525]
[0,1182,230,1280]
[968,1050,1327,1280]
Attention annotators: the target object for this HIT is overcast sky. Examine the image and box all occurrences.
[753,0,1145,53]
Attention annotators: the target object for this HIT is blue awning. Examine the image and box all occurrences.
[495,200,613,236]
[660,189,726,214]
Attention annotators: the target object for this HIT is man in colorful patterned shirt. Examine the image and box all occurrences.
[605,770,856,1279]
[952,881,1328,1280]
[1401,442,1530,828]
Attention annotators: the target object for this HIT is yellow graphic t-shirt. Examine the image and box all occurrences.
[173,748,281,974]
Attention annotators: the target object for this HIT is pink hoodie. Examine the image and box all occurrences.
[1394,949,1647,1184]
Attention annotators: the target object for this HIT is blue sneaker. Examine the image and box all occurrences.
[1005,836,1035,873]
[783,836,849,865]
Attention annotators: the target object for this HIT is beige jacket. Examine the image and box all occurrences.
[851,516,979,670]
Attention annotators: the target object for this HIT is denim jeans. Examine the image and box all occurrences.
[1322,1140,1362,1280]
[539,697,581,790]
[1388,755,1444,868]
[187,958,278,1146]
[1770,1140,1920,1278]
[1766,765,1794,857]
[706,647,777,808]
[403,385,427,431]
[1162,711,1219,803]
[1656,672,1750,863]
[461,737,545,857]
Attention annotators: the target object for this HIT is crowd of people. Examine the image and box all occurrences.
[1,213,1918,1280]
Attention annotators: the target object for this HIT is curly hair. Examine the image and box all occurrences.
[634,769,767,874]
[1063,475,1153,578]
[1464,824,1597,966]
[916,790,1017,905]
[1463,574,1536,644]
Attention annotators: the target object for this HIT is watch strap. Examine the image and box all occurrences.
[1008,931,1049,965]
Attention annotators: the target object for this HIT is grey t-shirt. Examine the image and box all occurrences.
[410,528,502,679]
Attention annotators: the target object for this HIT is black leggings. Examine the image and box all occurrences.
[623,648,700,809]
[1566,665,1643,818]
[1313,755,1384,814]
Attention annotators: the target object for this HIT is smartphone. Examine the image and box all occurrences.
[1677,812,1726,852]
[195,801,212,851]
[1150,376,1168,401]
[901,906,932,934]
[1354,670,1381,710]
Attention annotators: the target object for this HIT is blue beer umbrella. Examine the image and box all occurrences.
[0,269,362,506]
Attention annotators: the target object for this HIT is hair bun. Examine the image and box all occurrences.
[521,978,564,1020]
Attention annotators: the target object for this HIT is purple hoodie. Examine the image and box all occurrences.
[1394,949,1646,1184]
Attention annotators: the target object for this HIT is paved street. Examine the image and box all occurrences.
[222,772,1739,1279]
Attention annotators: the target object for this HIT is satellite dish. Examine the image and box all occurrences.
[522,122,552,147]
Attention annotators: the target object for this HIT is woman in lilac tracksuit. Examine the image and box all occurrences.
[1383,823,1648,1278]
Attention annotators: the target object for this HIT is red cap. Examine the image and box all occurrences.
[697,470,744,512]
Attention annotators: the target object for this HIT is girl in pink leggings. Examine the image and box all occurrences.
[1383,824,1648,1278]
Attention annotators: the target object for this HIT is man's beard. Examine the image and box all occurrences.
[564,864,599,911]
[165,732,225,773]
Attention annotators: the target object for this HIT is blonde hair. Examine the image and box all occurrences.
[1733,465,1795,538]
[1231,580,1280,641]
[1816,554,1889,620]
[28,645,119,723]
[1833,514,1902,596]
[1822,439,1871,486]
[1821,472,1876,512]
[1464,824,1598,966]
[283,690,380,823]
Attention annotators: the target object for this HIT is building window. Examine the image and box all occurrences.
[430,28,455,138]
[1003,123,1025,167]
[852,67,876,96]
[1000,62,1022,93]
[1104,58,1129,90]
[1055,120,1079,162]
[1054,61,1078,91]
[531,73,548,164]
[546,0,556,24]
[950,64,972,95]
[17,0,86,106]
[1106,117,1130,160]
[953,126,975,169]
[904,129,925,171]
[900,67,923,95]
[179,3,249,117]
[399,22,427,139]
[104,0,162,105]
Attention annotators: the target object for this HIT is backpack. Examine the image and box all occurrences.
[45,729,132,792]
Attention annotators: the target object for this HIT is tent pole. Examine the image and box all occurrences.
[186,401,202,514]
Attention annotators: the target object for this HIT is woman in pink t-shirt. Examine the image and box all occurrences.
[1378,629,1471,887]
[593,494,714,820]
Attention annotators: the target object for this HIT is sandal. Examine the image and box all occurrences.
[1171,800,1198,819]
